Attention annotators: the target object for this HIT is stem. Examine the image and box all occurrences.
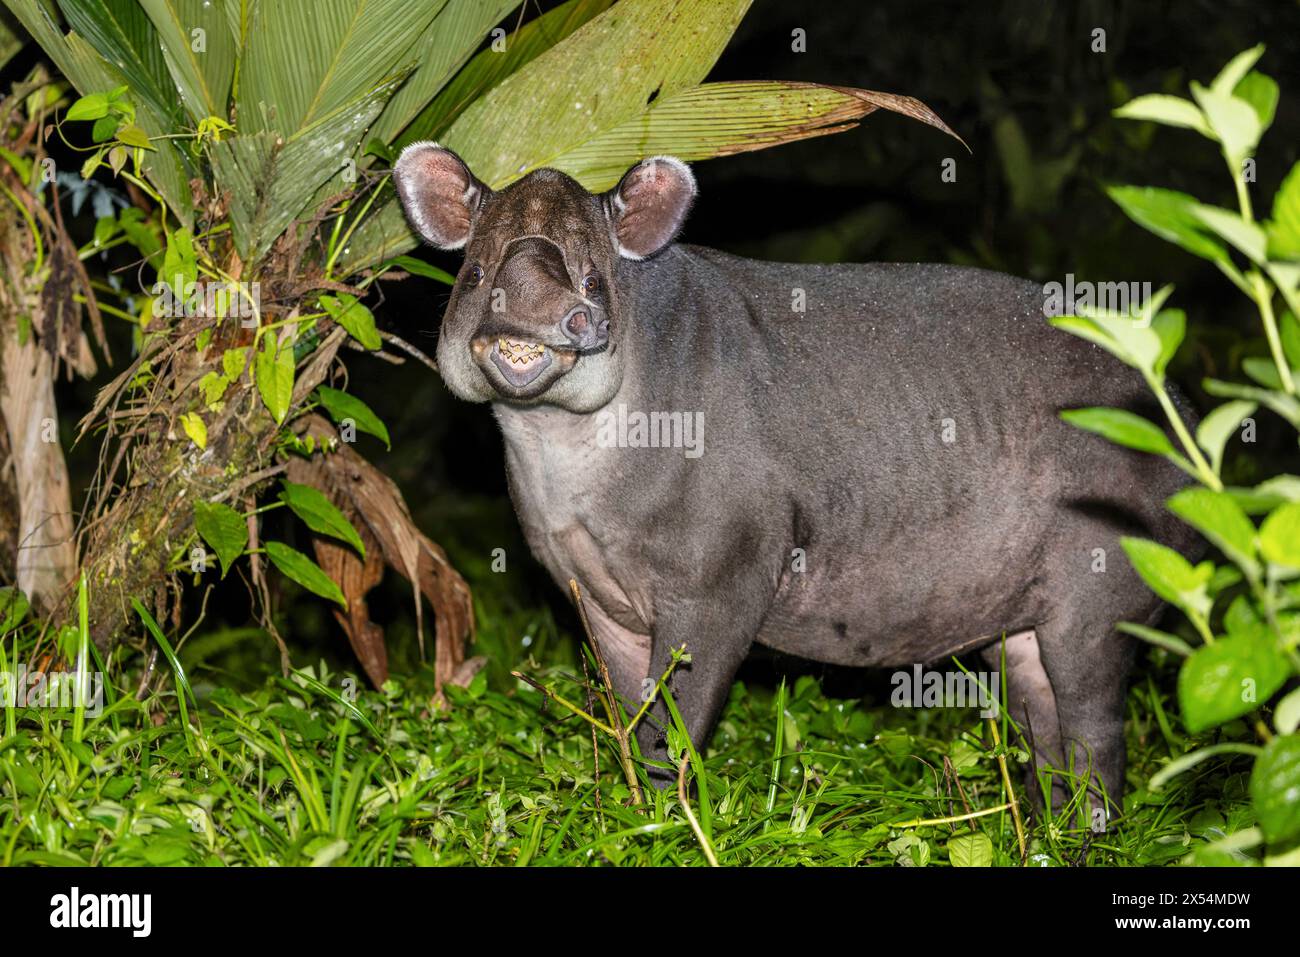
[1249,271,1296,394]
[1151,379,1222,490]
[987,717,1027,863]
[0,181,42,274]
[893,803,1013,828]
[325,182,384,281]
[568,580,644,807]
[509,672,615,735]
[1231,160,1254,222]
[677,754,719,867]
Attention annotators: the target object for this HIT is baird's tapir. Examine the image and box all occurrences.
[393,142,1198,811]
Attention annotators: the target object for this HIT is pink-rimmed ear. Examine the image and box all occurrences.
[392,142,490,250]
[607,156,696,260]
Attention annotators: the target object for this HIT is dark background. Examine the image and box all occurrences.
[49,0,1300,683]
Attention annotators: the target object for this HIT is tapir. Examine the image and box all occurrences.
[393,142,1198,811]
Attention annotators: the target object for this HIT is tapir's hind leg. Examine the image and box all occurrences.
[979,630,1066,811]
[1032,605,1136,820]
[983,619,1132,821]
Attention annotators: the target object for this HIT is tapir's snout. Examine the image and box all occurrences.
[466,235,609,395]
[489,236,608,351]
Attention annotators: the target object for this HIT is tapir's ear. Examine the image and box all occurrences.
[606,156,696,260]
[392,142,489,250]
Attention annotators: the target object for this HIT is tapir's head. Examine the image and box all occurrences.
[393,143,695,410]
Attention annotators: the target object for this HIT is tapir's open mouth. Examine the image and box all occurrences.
[490,337,554,387]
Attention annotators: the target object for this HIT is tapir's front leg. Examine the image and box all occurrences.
[635,587,768,787]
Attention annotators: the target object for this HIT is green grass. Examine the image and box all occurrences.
[0,606,1262,866]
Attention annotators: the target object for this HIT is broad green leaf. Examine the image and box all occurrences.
[1150,307,1185,378]
[1267,161,1300,261]
[1121,536,1212,620]
[115,123,152,150]
[0,586,30,632]
[212,73,405,260]
[1242,357,1285,390]
[320,294,381,350]
[1178,629,1290,733]
[179,411,207,449]
[222,347,249,381]
[1193,204,1267,264]
[1226,475,1300,515]
[1259,501,1300,571]
[1282,311,1300,369]
[380,255,456,284]
[255,334,294,425]
[1056,286,1173,377]
[947,831,992,867]
[1150,744,1264,792]
[0,146,33,182]
[0,11,22,73]
[314,386,390,448]
[1275,688,1300,736]
[1209,564,1244,595]
[161,226,197,297]
[138,0,237,123]
[1117,622,1194,657]
[1060,407,1174,455]
[1210,44,1266,97]
[1233,71,1278,133]
[1047,315,1129,365]
[59,0,184,131]
[265,541,347,608]
[1224,595,1262,635]
[237,0,441,138]
[445,0,751,187]
[1106,185,1236,273]
[1113,94,1210,136]
[198,371,229,408]
[66,91,109,121]
[193,499,247,577]
[1204,377,1300,429]
[90,113,118,142]
[398,0,613,146]
[1166,487,1259,578]
[1249,735,1300,843]
[279,481,365,558]
[370,0,523,145]
[1190,81,1262,161]
[545,81,963,190]
[1196,399,1256,475]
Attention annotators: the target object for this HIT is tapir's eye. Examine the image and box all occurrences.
[581,273,600,295]
[465,264,485,286]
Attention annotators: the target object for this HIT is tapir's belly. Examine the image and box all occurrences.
[755,590,1018,669]
[753,525,1043,669]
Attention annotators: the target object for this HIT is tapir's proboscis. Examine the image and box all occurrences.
[393,142,1199,814]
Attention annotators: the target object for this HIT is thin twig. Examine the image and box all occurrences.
[380,331,439,373]
[569,579,644,807]
[678,754,718,867]
[892,803,1014,828]
[988,717,1027,863]
[581,654,604,833]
